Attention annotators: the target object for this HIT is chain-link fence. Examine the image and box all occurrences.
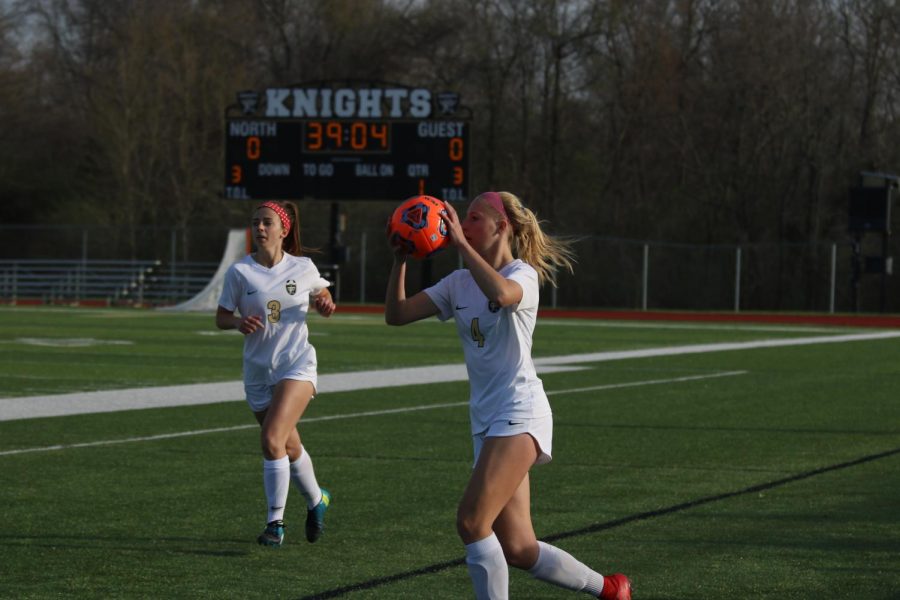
[345,232,895,314]
[1,225,895,313]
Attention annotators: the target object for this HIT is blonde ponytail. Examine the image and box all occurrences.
[485,191,576,287]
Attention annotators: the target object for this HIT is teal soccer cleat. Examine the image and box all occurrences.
[305,488,331,543]
[257,519,285,547]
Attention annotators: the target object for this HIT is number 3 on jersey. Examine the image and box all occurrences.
[266,300,281,323]
[470,318,485,348]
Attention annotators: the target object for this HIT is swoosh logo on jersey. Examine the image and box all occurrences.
[455,305,468,310]
[247,289,258,295]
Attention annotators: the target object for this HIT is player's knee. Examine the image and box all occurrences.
[259,430,284,458]
[285,438,301,461]
[499,537,539,570]
[285,445,301,462]
[456,506,489,542]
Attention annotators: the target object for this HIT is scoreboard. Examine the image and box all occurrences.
[224,85,470,202]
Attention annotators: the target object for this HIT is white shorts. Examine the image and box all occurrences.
[244,375,317,413]
[472,413,553,467]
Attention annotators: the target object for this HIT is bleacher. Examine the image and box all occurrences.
[0,259,216,306]
[0,259,340,307]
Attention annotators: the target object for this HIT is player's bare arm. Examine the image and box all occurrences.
[215,306,264,334]
[313,289,336,317]
[384,255,439,325]
[441,201,523,308]
[459,248,523,308]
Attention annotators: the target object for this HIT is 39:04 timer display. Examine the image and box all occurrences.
[303,121,390,153]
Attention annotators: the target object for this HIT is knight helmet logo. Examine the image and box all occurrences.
[237,90,259,115]
[437,92,460,116]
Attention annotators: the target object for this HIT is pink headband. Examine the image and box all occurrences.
[257,201,291,233]
[479,191,508,221]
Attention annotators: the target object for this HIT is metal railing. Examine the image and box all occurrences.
[0,259,213,306]
[137,261,221,305]
[0,259,341,307]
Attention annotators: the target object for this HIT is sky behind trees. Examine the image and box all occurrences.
[1,0,898,309]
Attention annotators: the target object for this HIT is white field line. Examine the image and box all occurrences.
[531,330,900,366]
[0,364,585,422]
[545,370,747,396]
[538,319,846,333]
[1,330,899,422]
[0,371,747,457]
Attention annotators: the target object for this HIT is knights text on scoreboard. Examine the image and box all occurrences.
[224,85,470,202]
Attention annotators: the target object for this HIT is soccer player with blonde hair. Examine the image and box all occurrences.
[386,191,631,599]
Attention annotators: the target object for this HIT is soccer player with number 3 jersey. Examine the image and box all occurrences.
[216,200,335,548]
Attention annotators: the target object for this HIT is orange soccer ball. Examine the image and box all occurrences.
[388,195,450,259]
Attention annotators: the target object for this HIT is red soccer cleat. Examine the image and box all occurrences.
[599,573,632,600]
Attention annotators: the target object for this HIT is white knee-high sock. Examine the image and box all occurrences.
[528,541,604,596]
[262,455,290,523]
[465,532,508,600]
[289,445,322,509]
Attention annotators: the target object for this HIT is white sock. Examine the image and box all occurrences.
[465,533,509,600]
[262,455,290,523]
[528,541,605,596]
[289,445,322,509]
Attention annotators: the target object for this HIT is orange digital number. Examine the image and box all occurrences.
[307,122,323,150]
[371,123,388,149]
[418,178,425,195]
[350,122,366,150]
[231,165,243,183]
[246,136,261,160]
[453,166,464,185]
[326,122,342,148]
[449,137,464,161]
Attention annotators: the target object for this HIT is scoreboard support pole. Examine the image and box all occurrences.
[329,202,343,264]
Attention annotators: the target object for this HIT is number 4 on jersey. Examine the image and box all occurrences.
[470,318,485,348]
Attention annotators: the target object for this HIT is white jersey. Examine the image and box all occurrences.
[218,253,330,388]
[425,259,551,434]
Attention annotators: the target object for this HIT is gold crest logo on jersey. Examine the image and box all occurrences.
[285,279,297,295]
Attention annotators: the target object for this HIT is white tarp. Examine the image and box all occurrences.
[159,228,248,312]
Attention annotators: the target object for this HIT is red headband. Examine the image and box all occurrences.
[257,201,291,233]
[479,191,508,221]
